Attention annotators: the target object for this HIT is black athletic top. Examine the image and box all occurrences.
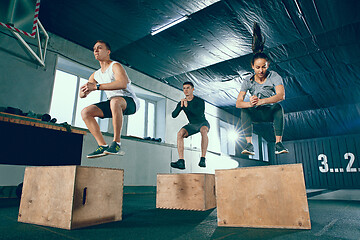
[172,96,207,124]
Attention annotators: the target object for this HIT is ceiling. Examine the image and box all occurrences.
[38,0,360,141]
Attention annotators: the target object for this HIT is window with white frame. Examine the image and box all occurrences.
[50,57,166,140]
[262,138,269,162]
[127,86,164,139]
[248,133,259,160]
[50,57,108,131]
[127,98,146,137]
[219,120,236,156]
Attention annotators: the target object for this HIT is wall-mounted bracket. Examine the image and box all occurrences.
[10,19,49,67]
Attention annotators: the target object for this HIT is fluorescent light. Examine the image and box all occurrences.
[151,15,188,36]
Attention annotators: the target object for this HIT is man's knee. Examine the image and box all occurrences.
[110,97,126,112]
[81,106,93,119]
[81,105,102,119]
[200,127,208,136]
[177,131,184,138]
[177,129,187,138]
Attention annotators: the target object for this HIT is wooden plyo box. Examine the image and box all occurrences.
[215,164,311,229]
[18,166,124,230]
[156,173,216,211]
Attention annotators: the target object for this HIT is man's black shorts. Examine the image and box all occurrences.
[182,120,210,137]
[94,96,136,118]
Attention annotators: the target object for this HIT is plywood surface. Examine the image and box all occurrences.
[18,166,77,229]
[156,173,215,211]
[205,174,216,210]
[71,167,124,229]
[215,164,311,229]
[18,166,124,230]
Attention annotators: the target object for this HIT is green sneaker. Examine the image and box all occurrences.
[87,145,108,158]
[104,141,125,156]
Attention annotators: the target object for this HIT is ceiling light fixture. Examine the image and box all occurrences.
[151,15,189,36]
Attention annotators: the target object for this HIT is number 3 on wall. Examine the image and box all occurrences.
[345,153,356,172]
[318,153,357,173]
[318,154,329,173]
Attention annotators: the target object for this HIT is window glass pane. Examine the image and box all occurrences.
[249,134,259,160]
[219,120,237,155]
[205,113,220,152]
[50,70,77,124]
[220,127,229,154]
[192,132,201,149]
[98,91,109,132]
[262,138,269,162]
[74,78,101,128]
[147,102,155,137]
[228,136,236,155]
[127,98,145,137]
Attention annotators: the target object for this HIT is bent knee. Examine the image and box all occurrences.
[272,104,284,115]
[177,131,184,137]
[177,130,187,138]
[200,127,208,135]
[81,107,91,119]
[81,106,101,119]
[110,98,126,110]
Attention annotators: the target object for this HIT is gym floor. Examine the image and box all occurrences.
[0,189,359,240]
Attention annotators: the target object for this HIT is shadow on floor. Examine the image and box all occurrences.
[211,227,307,240]
[1,192,359,240]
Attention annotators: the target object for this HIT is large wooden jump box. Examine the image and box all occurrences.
[156,173,216,211]
[18,166,124,230]
[215,164,311,229]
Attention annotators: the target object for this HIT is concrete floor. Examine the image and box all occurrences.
[308,189,360,201]
[0,190,359,240]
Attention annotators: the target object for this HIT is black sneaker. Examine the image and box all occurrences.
[171,159,185,170]
[104,141,125,156]
[241,142,255,155]
[199,157,206,168]
[275,142,289,154]
[87,145,108,158]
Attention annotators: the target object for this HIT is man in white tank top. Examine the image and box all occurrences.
[80,40,140,158]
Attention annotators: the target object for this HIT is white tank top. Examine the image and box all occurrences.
[94,61,140,111]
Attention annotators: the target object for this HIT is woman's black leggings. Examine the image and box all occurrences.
[241,103,284,137]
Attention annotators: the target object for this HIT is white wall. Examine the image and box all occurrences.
[81,133,266,186]
[0,30,267,187]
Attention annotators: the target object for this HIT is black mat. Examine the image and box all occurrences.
[0,193,359,240]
